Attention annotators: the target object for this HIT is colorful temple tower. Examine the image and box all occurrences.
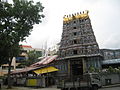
[57,10,103,77]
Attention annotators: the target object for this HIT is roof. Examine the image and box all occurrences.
[102,59,120,65]
[11,55,58,74]
[20,45,32,48]
[31,55,58,66]
[57,54,102,60]
[0,71,8,76]
[2,63,20,67]
[11,66,37,74]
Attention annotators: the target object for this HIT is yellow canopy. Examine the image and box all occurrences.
[33,66,59,75]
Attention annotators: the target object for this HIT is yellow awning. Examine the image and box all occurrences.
[33,66,59,75]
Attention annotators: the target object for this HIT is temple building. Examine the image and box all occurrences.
[56,10,103,77]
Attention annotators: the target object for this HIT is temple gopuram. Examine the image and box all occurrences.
[55,10,103,78]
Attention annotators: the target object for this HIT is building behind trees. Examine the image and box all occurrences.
[100,49,120,68]
[0,45,45,76]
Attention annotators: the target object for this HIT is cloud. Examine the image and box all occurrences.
[21,0,120,49]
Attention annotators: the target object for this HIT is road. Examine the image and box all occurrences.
[1,86,60,90]
[1,86,120,90]
[99,87,120,90]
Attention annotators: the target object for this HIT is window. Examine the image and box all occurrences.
[73,32,77,36]
[92,74,100,80]
[73,40,77,44]
[74,21,76,23]
[79,19,81,23]
[73,27,76,29]
[73,50,78,55]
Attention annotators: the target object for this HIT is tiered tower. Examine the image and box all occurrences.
[57,10,102,77]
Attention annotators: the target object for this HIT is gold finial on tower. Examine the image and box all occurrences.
[85,10,89,14]
[63,10,89,22]
[72,14,74,17]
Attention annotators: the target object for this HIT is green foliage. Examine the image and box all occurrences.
[107,66,115,73]
[27,50,41,65]
[19,50,42,67]
[118,67,120,70]
[0,0,44,88]
[101,67,120,75]
[89,66,95,73]
[0,0,44,65]
[117,67,120,73]
[88,66,100,73]
[95,68,100,72]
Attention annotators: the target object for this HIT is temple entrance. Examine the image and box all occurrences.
[71,60,83,76]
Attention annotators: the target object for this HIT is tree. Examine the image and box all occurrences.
[27,50,42,64]
[0,0,44,88]
[19,50,42,67]
[107,66,115,73]
[89,66,95,73]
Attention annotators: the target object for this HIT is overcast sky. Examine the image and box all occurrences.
[21,0,120,49]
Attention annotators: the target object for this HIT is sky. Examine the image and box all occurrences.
[21,0,120,49]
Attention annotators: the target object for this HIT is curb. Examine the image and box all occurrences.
[102,84,120,88]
